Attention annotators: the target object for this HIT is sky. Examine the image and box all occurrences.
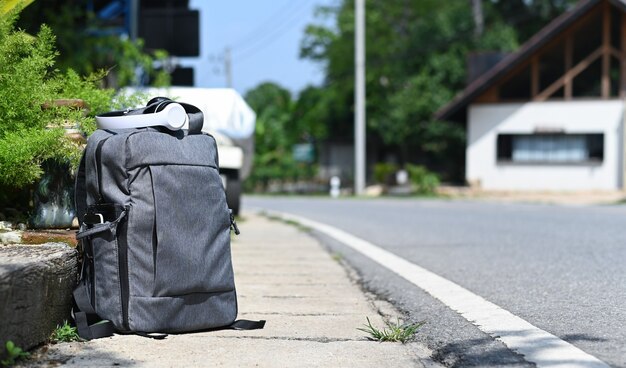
[180,0,336,97]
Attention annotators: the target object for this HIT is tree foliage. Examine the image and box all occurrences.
[0,13,137,188]
[244,0,580,188]
[296,0,578,181]
[299,0,520,181]
[490,0,577,42]
[245,82,324,189]
[16,0,170,87]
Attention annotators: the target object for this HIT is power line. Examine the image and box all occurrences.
[233,0,315,64]
[231,0,302,50]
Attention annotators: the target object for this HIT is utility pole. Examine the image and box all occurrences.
[224,47,233,88]
[354,0,366,195]
[471,0,484,38]
[128,0,139,41]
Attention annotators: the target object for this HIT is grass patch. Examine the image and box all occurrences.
[263,213,281,222]
[50,321,81,343]
[283,219,311,232]
[358,317,425,343]
[261,212,311,232]
[1,341,30,367]
[20,230,77,247]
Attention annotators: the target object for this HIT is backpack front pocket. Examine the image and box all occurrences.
[149,165,235,297]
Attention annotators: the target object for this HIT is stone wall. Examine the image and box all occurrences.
[0,243,78,357]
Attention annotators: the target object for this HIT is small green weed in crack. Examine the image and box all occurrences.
[283,219,300,227]
[358,317,425,343]
[50,321,81,343]
[263,213,281,222]
[1,341,30,367]
[283,219,311,232]
[261,213,311,232]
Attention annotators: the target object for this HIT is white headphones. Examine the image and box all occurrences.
[96,100,188,131]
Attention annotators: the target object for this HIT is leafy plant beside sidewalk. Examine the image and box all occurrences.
[0,15,105,187]
[0,322,80,367]
[0,11,145,222]
[373,163,399,186]
[405,164,440,195]
[1,341,29,367]
[50,321,80,343]
[358,317,425,343]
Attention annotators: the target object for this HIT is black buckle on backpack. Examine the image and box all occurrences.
[84,203,126,225]
[84,213,105,225]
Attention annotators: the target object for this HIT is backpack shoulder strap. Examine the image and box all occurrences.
[229,319,266,330]
[74,153,88,225]
[72,283,115,340]
[74,130,114,223]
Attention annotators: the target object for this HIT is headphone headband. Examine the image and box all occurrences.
[96,100,188,131]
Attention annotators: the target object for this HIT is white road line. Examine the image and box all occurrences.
[263,210,611,368]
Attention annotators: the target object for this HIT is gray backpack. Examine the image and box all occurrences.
[72,98,264,339]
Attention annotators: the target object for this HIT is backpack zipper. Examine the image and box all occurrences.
[117,207,130,331]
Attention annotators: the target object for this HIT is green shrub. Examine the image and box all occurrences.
[373,162,399,185]
[405,164,440,195]
[1,341,29,367]
[50,321,81,343]
[357,317,425,343]
[0,13,140,188]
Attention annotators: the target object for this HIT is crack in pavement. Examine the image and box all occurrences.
[239,312,352,316]
[210,335,360,343]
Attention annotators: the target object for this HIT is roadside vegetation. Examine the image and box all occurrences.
[49,321,81,343]
[1,341,29,367]
[358,317,425,343]
[0,4,165,224]
[262,212,311,233]
[244,0,579,194]
[0,322,80,367]
[372,163,440,196]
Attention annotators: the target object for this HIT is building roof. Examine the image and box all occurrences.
[435,0,626,123]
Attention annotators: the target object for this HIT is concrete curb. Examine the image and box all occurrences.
[0,243,78,358]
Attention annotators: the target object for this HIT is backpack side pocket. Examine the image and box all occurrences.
[76,204,127,329]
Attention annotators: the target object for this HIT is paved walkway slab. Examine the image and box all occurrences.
[28,213,430,367]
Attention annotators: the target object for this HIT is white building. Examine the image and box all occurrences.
[436,0,626,191]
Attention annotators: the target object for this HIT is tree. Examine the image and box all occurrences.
[0,13,138,188]
[16,0,170,88]
[244,82,334,191]
[242,1,580,186]
[299,0,525,181]
[291,86,330,142]
[244,83,297,189]
[490,0,578,43]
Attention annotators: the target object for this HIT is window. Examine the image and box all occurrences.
[497,133,603,163]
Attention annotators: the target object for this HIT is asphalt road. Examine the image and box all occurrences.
[244,196,626,367]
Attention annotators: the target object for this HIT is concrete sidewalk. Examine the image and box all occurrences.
[27,212,435,367]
